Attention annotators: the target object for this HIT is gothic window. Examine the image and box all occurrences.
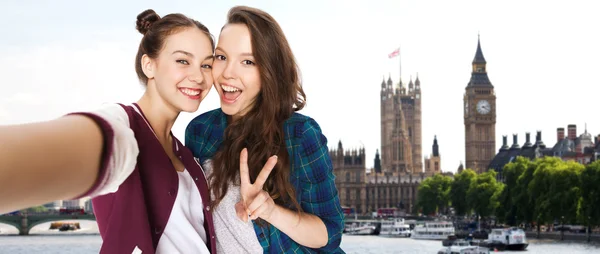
[345,172,350,182]
[356,172,361,183]
[409,127,412,138]
[435,162,439,171]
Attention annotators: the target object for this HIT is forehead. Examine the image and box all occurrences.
[162,27,213,58]
[217,24,252,53]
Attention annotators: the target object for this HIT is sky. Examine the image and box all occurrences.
[1,0,599,173]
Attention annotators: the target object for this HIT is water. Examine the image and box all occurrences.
[2,223,600,253]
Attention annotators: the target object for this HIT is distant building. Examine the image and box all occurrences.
[489,124,600,182]
[424,136,441,175]
[84,199,94,214]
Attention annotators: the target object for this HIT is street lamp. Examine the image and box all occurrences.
[561,216,565,241]
[588,216,591,243]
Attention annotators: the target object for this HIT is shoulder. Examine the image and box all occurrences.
[284,112,324,140]
[284,113,327,147]
[185,109,227,162]
[89,103,131,126]
[186,109,226,135]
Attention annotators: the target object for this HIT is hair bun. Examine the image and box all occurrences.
[136,9,161,35]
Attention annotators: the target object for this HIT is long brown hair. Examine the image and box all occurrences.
[134,9,214,85]
[210,6,306,215]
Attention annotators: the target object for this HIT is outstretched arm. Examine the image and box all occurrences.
[0,104,139,214]
[0,115,104,214]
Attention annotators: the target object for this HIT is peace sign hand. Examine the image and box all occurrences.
[235,148,278,223]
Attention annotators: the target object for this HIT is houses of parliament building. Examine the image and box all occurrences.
[332,38,492,215]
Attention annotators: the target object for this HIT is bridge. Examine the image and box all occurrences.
[0,212,96,235]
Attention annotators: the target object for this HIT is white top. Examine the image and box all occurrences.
[83,103,210,254]
[203,160,263,254]
[156,169,210,254]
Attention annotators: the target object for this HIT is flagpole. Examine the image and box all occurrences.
[398,45,402,85]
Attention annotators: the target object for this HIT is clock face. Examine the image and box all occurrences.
[476,100,491,115]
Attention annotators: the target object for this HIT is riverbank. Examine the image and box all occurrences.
[526,231,600,242]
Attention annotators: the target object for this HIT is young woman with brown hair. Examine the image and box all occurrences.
[186,6,345,253]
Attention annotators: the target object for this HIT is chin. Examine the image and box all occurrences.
[219,103,240,116]
[180,103,202,113]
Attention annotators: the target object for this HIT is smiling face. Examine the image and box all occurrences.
[212,23,261,119]
[143,27,214,113]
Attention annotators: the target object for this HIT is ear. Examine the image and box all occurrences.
[141,54,156,79]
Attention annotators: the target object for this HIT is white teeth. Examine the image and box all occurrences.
[222,85,240,92]
[181,88,200,96]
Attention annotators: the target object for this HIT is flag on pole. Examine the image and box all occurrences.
[388,48,400,59]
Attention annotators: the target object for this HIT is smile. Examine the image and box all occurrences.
[220,84,242,103]
[179,88,202,100]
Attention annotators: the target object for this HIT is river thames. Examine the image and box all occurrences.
[1,222,600,253]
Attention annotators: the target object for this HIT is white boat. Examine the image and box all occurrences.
[379,218,412,237]
[437,240,490,254]
[411,221,455,240]
[344,220,380,235]
[471,227,528,251]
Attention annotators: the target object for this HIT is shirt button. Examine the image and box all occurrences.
[195,177,199,181]
[205,206,210,211]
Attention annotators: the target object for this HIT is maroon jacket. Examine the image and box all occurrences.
[75,104,216,253]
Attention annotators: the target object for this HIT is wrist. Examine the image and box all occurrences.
[264,203,281,223]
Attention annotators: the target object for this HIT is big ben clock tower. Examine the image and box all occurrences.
[464,36,496,173]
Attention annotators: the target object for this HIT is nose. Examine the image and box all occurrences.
[189,71,204,84]
[221,61,235,80]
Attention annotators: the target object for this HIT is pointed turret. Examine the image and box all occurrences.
[467,35,493,87]
[415,73,421,90]
[432,135,439,157]
[374,149,382,173]
[473,35,487,64]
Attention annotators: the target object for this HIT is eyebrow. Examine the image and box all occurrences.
[172,50,194,57]
[172,50,214,61]
[215,47,254,58]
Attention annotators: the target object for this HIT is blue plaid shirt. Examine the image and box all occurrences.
[185,109,345,253]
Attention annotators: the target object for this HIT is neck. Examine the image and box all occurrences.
[136,85,179,142]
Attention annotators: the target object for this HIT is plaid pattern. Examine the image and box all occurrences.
[185,109,345,253]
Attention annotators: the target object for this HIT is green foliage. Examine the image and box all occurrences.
[451,169,477,216]
[417,174,453,215]
[579,161,600,226]
[415,156,599,228]
[466,171,504,219]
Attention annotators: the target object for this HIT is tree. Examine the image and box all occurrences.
[513,157,537,226]
[417,174,453,216]
[579,161,600,235]
[467,171,504,220]
[496,157,529,225]
[547,160,583,225]
[20,205,47,213]
[450,169,476,217]
[529,157,562,234]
